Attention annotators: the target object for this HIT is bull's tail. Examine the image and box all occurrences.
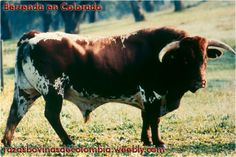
[15,42,35,91]
[1,41,40,147]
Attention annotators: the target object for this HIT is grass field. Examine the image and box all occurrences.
[0,1,235,156]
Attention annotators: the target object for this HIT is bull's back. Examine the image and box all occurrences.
[17,31,128,96]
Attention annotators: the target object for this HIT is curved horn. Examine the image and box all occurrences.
[208,39,236,54]
[159,41,180,63]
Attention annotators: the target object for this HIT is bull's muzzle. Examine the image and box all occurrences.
[190,80,207,93]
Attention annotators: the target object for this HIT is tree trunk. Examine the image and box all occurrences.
[143,0,154,12]
[60,11,77,33]
[88,11,97,23]
[155,0,164,11]
[60,1,88,33]
[42,11,52,32]
[1,11,12,40]
[88,1,100,23]
[130,0,145,22]
[174,0,183,12]
[51,12,60,31]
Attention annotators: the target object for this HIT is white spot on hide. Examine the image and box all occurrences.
[20,38,29,45]
[17,96,27,118]
[138,85,147,103]
[120,36,128,48]
[22,57,50,95]
[153,91,162,100]
[148,91,163,103]
[120,32,137,48]
[53,73,69,97]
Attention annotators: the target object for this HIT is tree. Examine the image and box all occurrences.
[174,0,184,12]
[88,11,97,23]
[59,4,87,33]
[20,0,87,33]
[41,1,94,33]
[51,12,61,31]
[42,10,52,32]
[88,0,100,23]
[143,0,154,12]
[20,1,53,32]
[155,0,165,11]
[130,0,145,22]
[1,8,12,40]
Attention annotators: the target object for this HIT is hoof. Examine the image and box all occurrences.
[62,139,75,147]
[141,137,152,146]
[156,144,167,153]
[1,138,11,147]
[142,141,152,146]
[64,142,75,147]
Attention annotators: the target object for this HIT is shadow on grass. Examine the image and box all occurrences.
[169,142,235,154]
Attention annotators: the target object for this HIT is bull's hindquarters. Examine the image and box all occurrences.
[2,86,40,147]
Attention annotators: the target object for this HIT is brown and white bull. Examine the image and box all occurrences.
[2,27,235,151]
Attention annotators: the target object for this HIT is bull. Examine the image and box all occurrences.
[2,27,235,151]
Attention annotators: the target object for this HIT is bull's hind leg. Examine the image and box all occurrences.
[1,85,40,147]
[43,90,74,146]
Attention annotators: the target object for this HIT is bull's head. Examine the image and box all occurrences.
[158,37,235,93]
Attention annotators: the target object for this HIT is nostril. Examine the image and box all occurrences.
[202,80,206,87]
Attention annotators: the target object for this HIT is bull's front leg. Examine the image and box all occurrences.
[141,111,152,145]
[150,116,166,152]
[43,91,74,146]
[141,110,165,149]
[140,90,184,151]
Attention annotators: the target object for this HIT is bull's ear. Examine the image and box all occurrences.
[207,48,223,59]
